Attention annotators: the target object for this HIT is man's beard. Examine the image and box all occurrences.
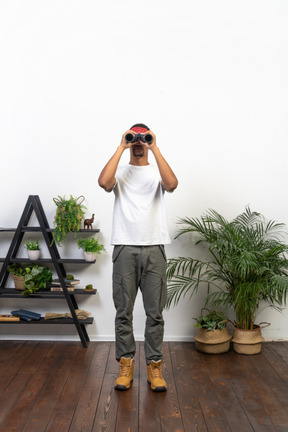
[132,144,145,158]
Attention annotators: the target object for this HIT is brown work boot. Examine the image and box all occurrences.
[147,360,167,392]
[114,357,134,390]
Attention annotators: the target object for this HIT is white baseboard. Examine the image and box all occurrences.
[0,335,287,342]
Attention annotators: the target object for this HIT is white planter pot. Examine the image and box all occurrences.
[83,251,97,262]
[27,250,40,260]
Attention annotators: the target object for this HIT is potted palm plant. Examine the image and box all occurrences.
[76,237,105,262]
[193,308,232,354]
[166,207,288,354]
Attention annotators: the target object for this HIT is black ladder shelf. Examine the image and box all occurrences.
[0,195,99,348]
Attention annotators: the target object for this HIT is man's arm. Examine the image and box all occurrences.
[98,131,132,191]
[147,132,178,192]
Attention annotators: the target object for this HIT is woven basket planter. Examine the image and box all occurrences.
[232,326,265,355]
[13,275,25,290]
[194,327,232,354]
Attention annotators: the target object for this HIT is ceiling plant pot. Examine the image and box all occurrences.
[232,325,267,355]
[193,309,232,354]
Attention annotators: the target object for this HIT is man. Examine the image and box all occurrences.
[98,123,178,392]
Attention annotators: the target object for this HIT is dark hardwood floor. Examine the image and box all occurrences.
[0,340,288,431]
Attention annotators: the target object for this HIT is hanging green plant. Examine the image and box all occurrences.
[52,195,87,246]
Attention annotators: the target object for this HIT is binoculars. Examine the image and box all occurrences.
[125,133,153,145]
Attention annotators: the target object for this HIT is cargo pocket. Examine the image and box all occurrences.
[159,276,167,311]
[112,273,124,310]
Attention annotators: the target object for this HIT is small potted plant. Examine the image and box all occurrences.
[24,239,40,260]
[76,237,105,262]
[193,309,232,354]
[8,263,26,290]
[8,263,53,295]
[84,284,94,292]
[52,195,87,246]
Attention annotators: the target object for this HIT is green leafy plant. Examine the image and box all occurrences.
[24,239,40,250]
[8,263,53,297]
[52,195,87,246]
[22,265,53,297]
[85,284,94,290]
[194,309,228,331]
[8,263,26,277]
[76,237,105,254]
[166,207,288,330]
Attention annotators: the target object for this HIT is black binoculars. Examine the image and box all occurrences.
[125,133,153,145]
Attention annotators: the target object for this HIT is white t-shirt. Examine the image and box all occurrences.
[110,164,171,245]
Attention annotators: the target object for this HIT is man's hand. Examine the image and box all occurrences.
[142,130,157,149]
[120,130,135,149]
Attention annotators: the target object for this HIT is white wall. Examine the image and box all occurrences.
[0,1,288,342]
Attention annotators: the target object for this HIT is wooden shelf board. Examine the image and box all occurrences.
[0,258,96,264]
[0,317,94,324]
[0,227,100,233]
[0,288,97,298]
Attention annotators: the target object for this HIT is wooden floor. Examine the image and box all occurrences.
[0,341,288,432]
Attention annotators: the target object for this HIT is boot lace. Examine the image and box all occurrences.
[151,364,163,378]
[119,363,131,377]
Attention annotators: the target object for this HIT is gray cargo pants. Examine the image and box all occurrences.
[112,245,167,364]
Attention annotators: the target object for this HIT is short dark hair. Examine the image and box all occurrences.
[130,123,150,130]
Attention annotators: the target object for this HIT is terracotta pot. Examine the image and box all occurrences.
[232,326,264,355]
[194,327,232,354]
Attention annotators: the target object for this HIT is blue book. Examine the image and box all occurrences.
[11,309,41,321]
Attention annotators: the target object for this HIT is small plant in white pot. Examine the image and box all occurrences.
[76,238,105,262]
[24,240,40,260]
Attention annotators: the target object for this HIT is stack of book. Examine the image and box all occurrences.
[11,309,41,321]
[0,314,20,322]
[50,278,80,292]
